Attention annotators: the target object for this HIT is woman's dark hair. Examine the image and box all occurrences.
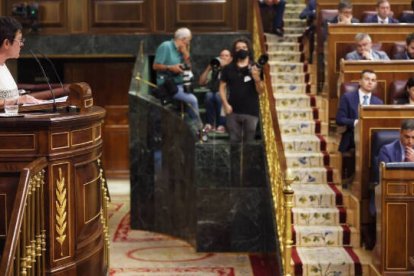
[404,77,414,100]
[231,37,254,62]
[0,16,22,46]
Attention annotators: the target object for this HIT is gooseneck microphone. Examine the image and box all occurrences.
[29,49,57,112]
[39,52,64,92]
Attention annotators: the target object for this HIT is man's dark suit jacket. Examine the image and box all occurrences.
[378,139,403,164]
[393,51,412,60]
[400,13,414,23]
[363,15,399,23]
[336,91,384,152]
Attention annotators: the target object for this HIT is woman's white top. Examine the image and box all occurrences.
[0,64,18,99]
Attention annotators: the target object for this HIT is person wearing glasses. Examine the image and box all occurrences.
[0,16,42,108]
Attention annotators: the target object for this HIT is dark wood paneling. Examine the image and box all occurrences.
[89,0,152,32]
[4,0,250,33]
[166,0,234,32]
[64,58,134,178]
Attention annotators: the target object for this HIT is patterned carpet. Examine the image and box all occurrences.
[108,190,278,276]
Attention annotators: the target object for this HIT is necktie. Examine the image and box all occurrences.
[362,95,369,105]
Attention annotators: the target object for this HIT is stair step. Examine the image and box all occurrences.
[266,42,301,52]
[277,107,314,121]
[284,19,307,28]
[267,51,302,62]
[274,94,311,108]
[292,207,346,225]
[293,225,351,246]
[282,135,325,152]
[288,167,340,184]
[279,121,322,136]
[285,152,326,168]
[269,61,304,73]
[284,27,306,35]
[272,83,309,94]
[292,247,362,275]
[270,72,307,83]
[292,184,342,208]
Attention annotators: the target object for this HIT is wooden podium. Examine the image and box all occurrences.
[0,83,108,275]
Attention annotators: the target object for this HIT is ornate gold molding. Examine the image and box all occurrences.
[55,168,67,256]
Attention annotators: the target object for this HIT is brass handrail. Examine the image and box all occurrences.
[252,2,293,275]
[0,157,48,276]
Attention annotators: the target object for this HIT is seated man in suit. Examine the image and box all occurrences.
[323,1,359,41]
[336,70,384,152]
[345,33,390,60]
[364,0,399,23]
[393,33,414,60]
[330,1,359,24]
[378,119,414,164]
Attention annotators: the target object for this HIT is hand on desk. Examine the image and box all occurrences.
[19,95,44,104]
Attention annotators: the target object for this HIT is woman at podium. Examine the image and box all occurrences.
[0,16,42,110]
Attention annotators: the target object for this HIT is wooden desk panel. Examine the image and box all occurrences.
[375,165,414,274]
[0,106,108,275]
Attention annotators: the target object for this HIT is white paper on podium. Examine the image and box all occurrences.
[22,96,68,106]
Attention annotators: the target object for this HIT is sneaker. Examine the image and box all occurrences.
[203,124,213,132]
[215,125,226,133]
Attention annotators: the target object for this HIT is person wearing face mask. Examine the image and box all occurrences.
[153,27,199,121]
[219,37,264,143]
[0,16,43,109]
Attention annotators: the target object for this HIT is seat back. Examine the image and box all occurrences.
[390,41,406,59]
[339,82,382,100]
[371,130,401,183]
[399,10,414,22]
[389,79,408,104]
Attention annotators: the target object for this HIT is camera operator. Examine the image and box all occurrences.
[219,37,264,143]
[153,27,199,121]
[198,48,232,133]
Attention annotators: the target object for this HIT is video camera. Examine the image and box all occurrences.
[12,2,39,32]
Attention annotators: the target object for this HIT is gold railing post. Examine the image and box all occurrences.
[283,171,295,276]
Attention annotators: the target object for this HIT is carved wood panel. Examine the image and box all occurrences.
[89,0,152,32]
[3,0,250,33]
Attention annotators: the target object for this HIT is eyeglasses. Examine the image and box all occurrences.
[13,38,25,46]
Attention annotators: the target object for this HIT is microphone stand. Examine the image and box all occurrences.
[29,50,57,112]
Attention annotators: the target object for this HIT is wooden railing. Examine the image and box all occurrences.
[0,158,48,276]
[252,2,294,275]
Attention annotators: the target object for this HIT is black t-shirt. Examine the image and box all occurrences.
[220,62,259,117]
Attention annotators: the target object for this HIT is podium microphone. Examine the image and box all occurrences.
[39,52,64,92]
[29,49,57,112]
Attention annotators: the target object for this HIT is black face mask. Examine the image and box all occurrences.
[235,49,249,60]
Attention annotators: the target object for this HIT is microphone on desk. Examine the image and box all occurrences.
[37,51,80,112]
[29,49,57,112]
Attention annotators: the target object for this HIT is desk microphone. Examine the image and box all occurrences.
[29,49,57,112]
[38,52,64,92]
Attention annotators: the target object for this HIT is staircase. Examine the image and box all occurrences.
[264,1,378,275]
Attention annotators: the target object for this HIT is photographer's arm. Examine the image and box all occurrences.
[198,65,211,86]
[153,63,183,74]
[219,81,232,114]
[251,65,264,94]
